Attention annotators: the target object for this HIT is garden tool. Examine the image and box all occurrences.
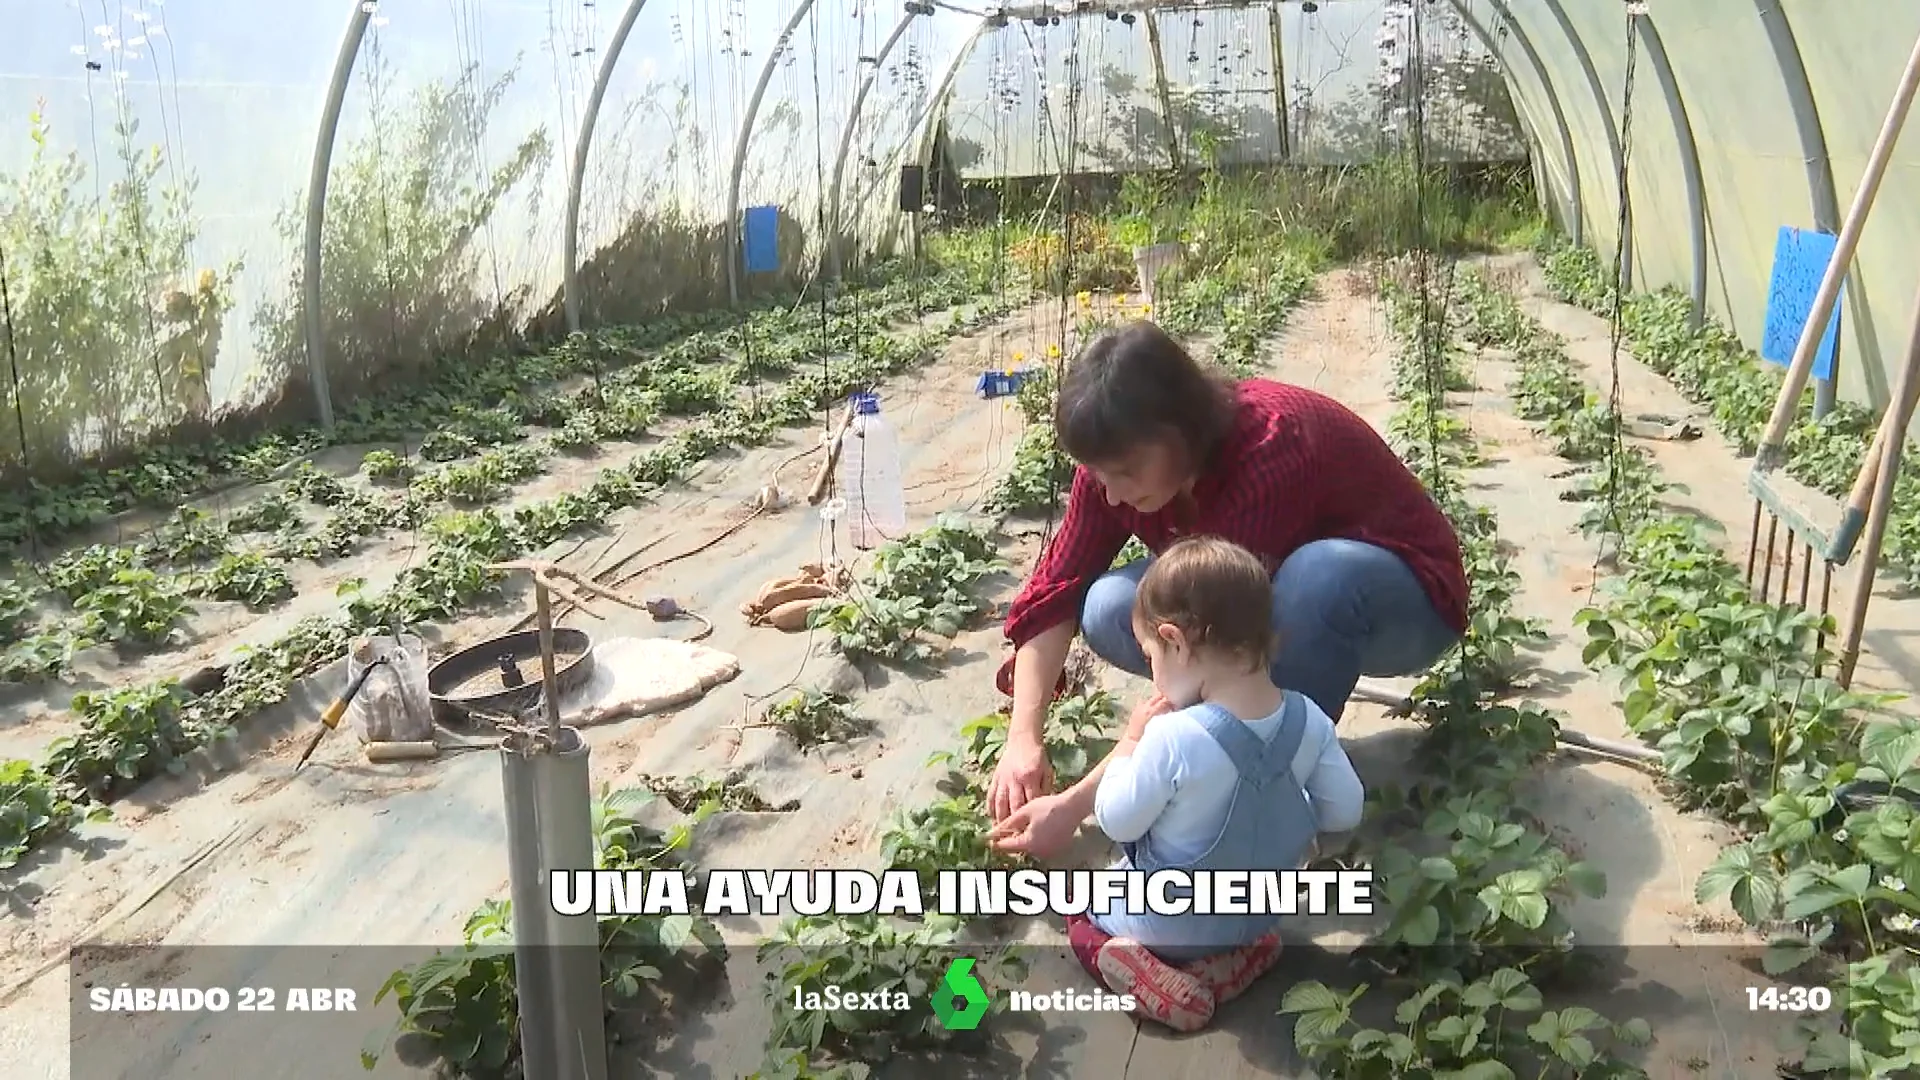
[294,657,387,772]
[1741,26,1920,681]
[1834,275,1920,686]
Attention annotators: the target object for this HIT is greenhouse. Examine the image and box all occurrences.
[3,0,1919,1076]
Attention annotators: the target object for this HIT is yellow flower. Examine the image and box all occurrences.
[1012,351,1026,363]
[1139,304,1153,316]
[1046,343,1062,359]
[196,269,216,292]
[1075,290,1091,308]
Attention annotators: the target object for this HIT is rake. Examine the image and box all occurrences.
[1743,30,1920,684]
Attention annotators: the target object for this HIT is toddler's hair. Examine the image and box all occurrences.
[1132,536,1277,669]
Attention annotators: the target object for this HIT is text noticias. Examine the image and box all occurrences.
[550,867,1375,918]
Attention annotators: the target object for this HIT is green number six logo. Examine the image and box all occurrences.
[931,957,990,1031]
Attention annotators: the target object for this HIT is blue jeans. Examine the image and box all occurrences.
[1080,539,1462,722]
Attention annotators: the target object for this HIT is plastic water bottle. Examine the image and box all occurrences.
[840,392,905,550]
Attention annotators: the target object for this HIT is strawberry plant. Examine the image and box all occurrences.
[137,507,232,566]
[226,489,299,533]
[0,575,38,637]
[71,563,191,648]
[928,689,1119,791]
[1280,969,1651,1079]
[0,758,92,869]
[192,551,296,610]
[44,682,195,800]
[762,689,871,751]
[360,449,412,482]
[811,518,1006,664]
[879,796,1016,906]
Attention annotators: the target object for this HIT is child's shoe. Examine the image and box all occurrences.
[1095,938,1216,1033]
[1180,931,1283,1004]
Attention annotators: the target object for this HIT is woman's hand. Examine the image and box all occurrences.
[987,791,1083,860]
[987,735,1054,822]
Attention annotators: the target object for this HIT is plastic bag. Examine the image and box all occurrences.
[343,634,433,743]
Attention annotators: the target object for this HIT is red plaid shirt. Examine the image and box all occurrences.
[1002,378,1469,647]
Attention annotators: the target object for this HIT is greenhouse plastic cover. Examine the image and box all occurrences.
[1,0,1918,463]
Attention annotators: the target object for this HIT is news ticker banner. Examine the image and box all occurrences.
[550,867,1379,919]
[71,940,1852,1079]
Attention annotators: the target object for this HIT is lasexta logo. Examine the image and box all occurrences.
[930,957,990,1030]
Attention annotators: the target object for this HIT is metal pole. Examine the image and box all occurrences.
[1268,2,1290,161]
[1143,11,1185,172]
[1634,11,1708,327]
[1539,0,1628,288]
[1755,0,1850,419]
[1446,0,1583,245]
[536,586,563,738]
[300,0,372,432]
[503,578,606,1080]
[827,13,920,279]
[562,0,655,335]
[724,0,826,307]
[501,726,605,1080]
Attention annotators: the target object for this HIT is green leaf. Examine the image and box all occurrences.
[1278,981,1346,1014]
[1399,904,1441,946]
[1696,842,1779,924]
[1562,860,1606,898]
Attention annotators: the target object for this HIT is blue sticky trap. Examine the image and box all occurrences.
[976,366,1040,399]
[1761,225,1842,382]
[742,206,780,274]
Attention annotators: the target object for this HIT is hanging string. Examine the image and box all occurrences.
[1040,16,1085,553]
[99,5,170,431]
[1595,1,1641,575]
[450,0,509,321]
[364,19,426,624]
[0,243,47,573]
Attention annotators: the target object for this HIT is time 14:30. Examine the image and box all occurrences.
[1746,985,1834,1012]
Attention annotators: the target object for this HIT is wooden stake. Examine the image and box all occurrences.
[1838,275,1920,686]
[534,579,563,740]
[808,403,859,505]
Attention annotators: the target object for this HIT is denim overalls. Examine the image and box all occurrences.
[1091,693,1318,962]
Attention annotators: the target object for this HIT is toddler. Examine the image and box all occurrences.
[1066,536,1365,1031]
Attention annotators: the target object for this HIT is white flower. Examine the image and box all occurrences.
[1834,828,1850,843]
[1886,876,1907,893]
[1890,913,1918,933]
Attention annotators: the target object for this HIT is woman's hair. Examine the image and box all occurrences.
[1054,320,1239,469]
[1132,536,1277,670]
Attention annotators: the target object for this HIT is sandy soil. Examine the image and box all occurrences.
[2,265,1882,1078]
